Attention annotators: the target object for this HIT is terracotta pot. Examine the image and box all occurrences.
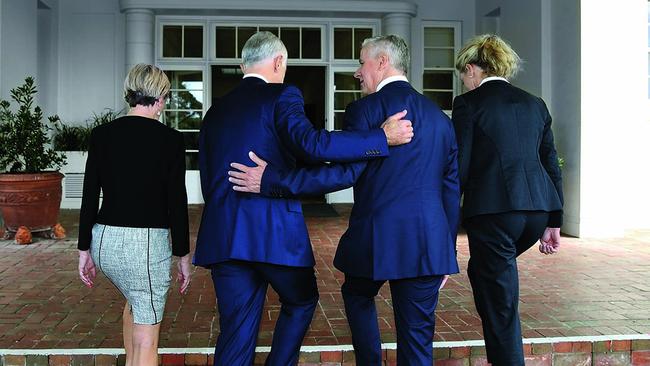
[0,172,64,232]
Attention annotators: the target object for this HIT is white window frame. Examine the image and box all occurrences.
[156,65,207,159]
[422,20,461,115]
[330,24,378,62]
[158,20,208,61]
[209,22,327,64]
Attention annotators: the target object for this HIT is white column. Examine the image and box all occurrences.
[382,13,411,75]
[125,8,154,71]
[382,13,411,45]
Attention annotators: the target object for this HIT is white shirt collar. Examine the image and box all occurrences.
[479,76,509,87]
[376,75,409,92]
[243,73,268,83]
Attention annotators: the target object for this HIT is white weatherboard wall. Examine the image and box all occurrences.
[0,0,38,101]
[0,0,3,95]
[475,0,542,96]
[57,0,125,124]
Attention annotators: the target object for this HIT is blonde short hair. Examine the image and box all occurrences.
[455,34,521,79]
[123,64,170,107]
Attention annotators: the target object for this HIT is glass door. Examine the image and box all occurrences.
[326,66,363,203]
[163,68,205,204]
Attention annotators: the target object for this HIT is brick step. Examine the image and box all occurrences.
[2,336,650,366]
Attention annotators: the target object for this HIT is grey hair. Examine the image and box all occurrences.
[361,35,410,74]
[241,31,288,69]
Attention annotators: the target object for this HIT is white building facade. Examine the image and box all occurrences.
[0,0,648,238]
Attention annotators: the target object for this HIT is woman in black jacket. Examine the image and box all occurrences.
[77,64,191,366]
[452,35,563,366]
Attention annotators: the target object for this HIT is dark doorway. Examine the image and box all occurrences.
[211,65,327,203]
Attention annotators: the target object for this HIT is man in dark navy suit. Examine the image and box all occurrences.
[230,35,460,366]
[195,32,414,366]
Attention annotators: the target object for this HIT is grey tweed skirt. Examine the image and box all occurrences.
[90,224,172,325]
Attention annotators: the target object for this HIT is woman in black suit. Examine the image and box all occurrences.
[77,64,191,366]
[452,35,563,366]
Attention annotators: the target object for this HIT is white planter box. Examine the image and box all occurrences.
[60,151,88,209]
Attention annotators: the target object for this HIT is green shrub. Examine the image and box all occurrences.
[0,77,65,173]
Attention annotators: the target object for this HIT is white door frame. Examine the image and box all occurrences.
[326,65,360,204]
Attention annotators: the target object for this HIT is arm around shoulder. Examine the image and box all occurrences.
[274,85,389,162]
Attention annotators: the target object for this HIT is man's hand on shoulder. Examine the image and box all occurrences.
[228,151,267,193]
[382,110,413,146]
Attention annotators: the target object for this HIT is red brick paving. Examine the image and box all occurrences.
[0,205,649,349]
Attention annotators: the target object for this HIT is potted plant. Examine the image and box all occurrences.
[0,77,66,241]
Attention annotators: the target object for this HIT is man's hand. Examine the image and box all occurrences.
[382,110,413,146]
[229,151,268,193]
[177,254,192,295]
[538,227,561,255]
[78,250,96,288]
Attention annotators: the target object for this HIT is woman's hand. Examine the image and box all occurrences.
[177,254,192,294]
[78,250,96,288]
[538,227,561,255]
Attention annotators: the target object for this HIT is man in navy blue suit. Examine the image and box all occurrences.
[195,32,415,366]
[230,35,460,365]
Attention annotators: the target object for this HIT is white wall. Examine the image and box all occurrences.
[474,0,542,96]
[550,0,580,236]
[0,0,38,101]
[57,0,125,124]
[579,1,650,236]
[0,0,3,96]
[37,0,59,118]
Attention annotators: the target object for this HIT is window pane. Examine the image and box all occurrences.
[302,28,321,59]
[168,90,203,110]
[164,111,202,130]
[215,26,236,58]
[162,26,182,57]
[259,27,279,36]
[354,28,373,60]
[178,112,202,130]
[334,112,346,130]
[182,132,200,150]
[423,71,453,90]
[212,65,244,100]
[185,153,199,170]
[334,73,358,91]
[424,49,454,68]
[424,91,453,110]
[165,70,203,90]
[237,27,257,58]
[424,27,453,47]
[281,27,300,59]
[334,28,353,59]
[184,26,203,57]
[163,111,178,129]
[334,92,361,110]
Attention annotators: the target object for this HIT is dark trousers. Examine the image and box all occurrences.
[464,211,549,366]
[211,261,319,366]
[341,274,444,366]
